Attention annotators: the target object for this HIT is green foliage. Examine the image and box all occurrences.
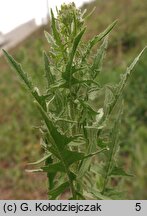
[3,2,146,199]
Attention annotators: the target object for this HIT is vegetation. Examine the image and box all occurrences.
[83,0,147,199]
[0,0,146,199]
[3,3,146,200]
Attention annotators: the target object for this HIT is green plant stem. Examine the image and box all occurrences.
[101,148,114,194]
[102,119,119,194]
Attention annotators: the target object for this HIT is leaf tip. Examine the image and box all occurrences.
[2,49,7,56]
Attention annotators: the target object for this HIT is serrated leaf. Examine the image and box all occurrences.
[82,20,117,63]
[89,20,117,48]
[50,9,62,47]
[91,36,108,79]
[2,49,33,90]
[35,102,75,150]
[48,148,84,168]
[108,47,147,115]
[3,49,47,110]
[117,47,147,95]
[63,28,86,81]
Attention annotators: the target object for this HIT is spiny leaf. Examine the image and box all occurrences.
[81,20,117,62]
[35,102,75,150]
[108,47,147,115]
[116,46,147,97]
[72,10,77,36]
[34,107,79,193]
[50,9,62,46]
[48,147,85,167]
[89,20,117,48]
[91,36,108,79]
[2,49,33,90]
[3,49,47,110]
[63,27,86,81]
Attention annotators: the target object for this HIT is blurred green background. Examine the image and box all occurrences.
[0,0,147,199]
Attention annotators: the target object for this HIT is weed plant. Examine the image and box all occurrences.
[3,3,146,199]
